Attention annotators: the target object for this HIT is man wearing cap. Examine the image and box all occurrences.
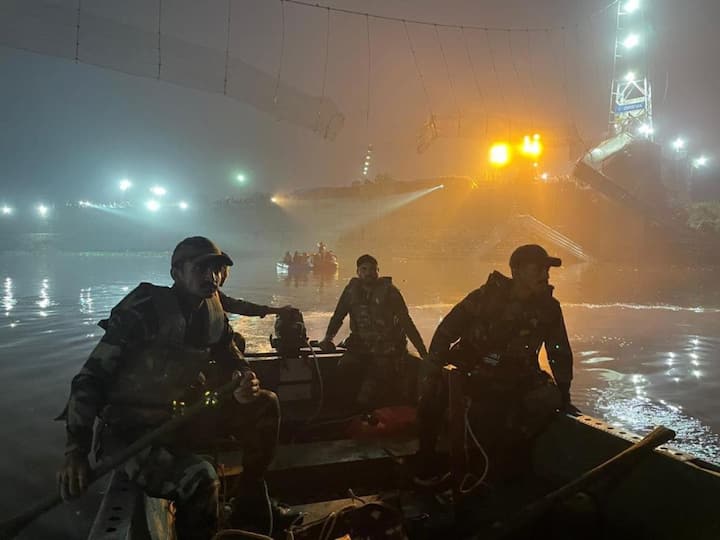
[57,236,283,538]
[319,254,428,414]
[415,244,575,485]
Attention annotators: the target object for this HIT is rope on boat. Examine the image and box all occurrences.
[212,530,273,539]
[460,398,490,495]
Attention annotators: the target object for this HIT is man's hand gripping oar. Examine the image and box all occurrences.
[0,374,248,540]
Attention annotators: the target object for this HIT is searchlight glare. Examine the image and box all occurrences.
[36,204,49,218]
[119,179,132,191]
[236,174,246,183]
[693,156,708,168]
[270,196,279,204]
[622,34,640,49]
[1,206,12,215]
[145,199,160,212]
[489,143,511,167]
[623,0,640,14]
[624,71,636,82]
[672,138,686,151]
[638,123,654,136]
[150,186,167,197]
[178,201,189,210]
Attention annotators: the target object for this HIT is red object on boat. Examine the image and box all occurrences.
[346,406,417,440]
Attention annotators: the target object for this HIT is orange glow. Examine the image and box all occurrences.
[489,142,511,167]
[520,134,543,159]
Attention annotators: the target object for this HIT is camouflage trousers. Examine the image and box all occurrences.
[417,370,560,472]
[337,350,420,410]
[107,389,280,540]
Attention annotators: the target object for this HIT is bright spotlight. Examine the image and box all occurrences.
[1,206,12,215]
[145,199,160,212]
[119,179,132,191]
[624,71,636,82]
[622,34,640,49]
[672,138,685,151]
[489,143,511,167]
[693,156,708,168]
[150,186,167,197]
[540,172,549,181]
[520,134,543,158]
[270,196,279,204]
[36,204,49,218]
[623,0,640,13]
[236,174,246,183]
[178,201,189,210]
[638,123,654,136]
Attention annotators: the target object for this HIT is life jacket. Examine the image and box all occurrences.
[100,284,226,429]
[346,277,406,354]
[454,271,561,380]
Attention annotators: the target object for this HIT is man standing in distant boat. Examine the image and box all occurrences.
[415,244,575,485]
[319,254,428,413]
[57,236,288,538]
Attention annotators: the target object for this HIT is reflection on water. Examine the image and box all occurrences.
[3,276,15,315]
[0,252,718,537]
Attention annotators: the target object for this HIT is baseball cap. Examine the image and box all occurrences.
[509,244,561,269]
[171,236,233,268]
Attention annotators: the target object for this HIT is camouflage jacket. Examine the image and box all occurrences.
[218,290,271,317]
[325,277,427,356]
[429,271,573,384]
[61,283,250,456]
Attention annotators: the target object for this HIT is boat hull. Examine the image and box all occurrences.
[87,351,720,539]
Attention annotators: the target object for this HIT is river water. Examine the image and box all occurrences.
[1,251,719,538]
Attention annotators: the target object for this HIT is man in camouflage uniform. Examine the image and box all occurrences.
[319,254,428,412]
[57,237,281,539]
[415,244,575,484]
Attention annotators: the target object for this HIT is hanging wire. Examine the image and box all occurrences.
[365,14,371,135]
[283,0,604,32]
[460,26,486,116]
[74,0,81,63]
[273,0,286,105]
[586,15,603,95]
[561,26,578,130]
[484,29,507,113]
[403,20,433,119]
[157,0,163,79]
[314,7,331,133]
[524,29,538,129]
[434,24,460,130]
[223,0,233,95]
[506,29,530,127]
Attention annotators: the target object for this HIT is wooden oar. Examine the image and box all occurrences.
[0,376,245,540]
[488,424,676,538]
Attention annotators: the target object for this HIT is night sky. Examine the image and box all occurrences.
[0,0,718,205]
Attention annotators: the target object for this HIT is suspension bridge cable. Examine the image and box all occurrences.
[314,6,331,132]
[403,20,434,119]
[365,13,372,135]
[273,0,286,105]
[157,0,162,79]
[434,24,460,130]
[484,29,508,114]
[223,0,232,95]
[283,0,579,32]
[74,0,81,63]
[460,26,486,116]
[506,29,530,128]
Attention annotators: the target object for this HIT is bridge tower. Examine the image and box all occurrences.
[608,0,653,140]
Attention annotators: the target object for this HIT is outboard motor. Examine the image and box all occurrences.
[270,308,308,357]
